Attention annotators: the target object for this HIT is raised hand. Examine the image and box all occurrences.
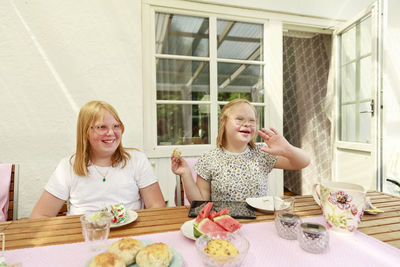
[258,127,292,156]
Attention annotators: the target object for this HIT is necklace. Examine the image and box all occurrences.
[93,165,111,182]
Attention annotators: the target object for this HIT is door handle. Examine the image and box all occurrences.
[360,99,374,115]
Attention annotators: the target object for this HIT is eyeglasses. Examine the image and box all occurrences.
[232,117,257,127]
[91,123,122,135]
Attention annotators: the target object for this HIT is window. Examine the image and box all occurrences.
[153,12,267,148]
[339,15,372,143]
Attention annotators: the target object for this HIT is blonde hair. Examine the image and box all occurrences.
[71,101,131,177]
[216,99,257,149]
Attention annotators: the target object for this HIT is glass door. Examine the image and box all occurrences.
[333,2,381,190]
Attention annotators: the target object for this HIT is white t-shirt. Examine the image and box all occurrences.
[45,150,157,215]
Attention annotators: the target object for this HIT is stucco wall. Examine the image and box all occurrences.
[0,0,143,218]
[0,0,377,218]
[382,0,400,191]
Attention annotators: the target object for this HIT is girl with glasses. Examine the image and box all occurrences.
[31,101,165,218]
[171,98,310,203]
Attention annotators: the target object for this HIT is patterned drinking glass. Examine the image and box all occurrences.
[297,222,329,253]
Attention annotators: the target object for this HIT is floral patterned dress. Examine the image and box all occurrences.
[194,144,277,201]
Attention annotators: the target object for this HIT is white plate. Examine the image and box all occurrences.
[180,219,197,240]
[246,196,274,213]
[86,239,183,267]
[110,210,138,228]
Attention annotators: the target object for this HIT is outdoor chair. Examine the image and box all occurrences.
[175,157,198,206]
[0,163,19,221]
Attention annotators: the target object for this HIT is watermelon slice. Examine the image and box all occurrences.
[208,211,218,221]
[215,208,229,217]
[192,202,242,238]
[213,214,242,232]
[195,202,213,224]
[208,208,229,220]
[193,218,225,238]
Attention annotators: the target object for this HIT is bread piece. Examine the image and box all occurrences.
[172,148,181,160]
[204,239,239,256]
[136,242,173,267]
[108,238,144,265]
[88,252,126,267]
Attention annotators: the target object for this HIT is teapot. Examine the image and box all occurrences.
[313,181,366,234]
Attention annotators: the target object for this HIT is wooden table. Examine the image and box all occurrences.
[1,191,400,251]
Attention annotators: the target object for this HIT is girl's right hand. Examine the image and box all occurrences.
[170,155,190,176]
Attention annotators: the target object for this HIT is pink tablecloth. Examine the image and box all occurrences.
[4,217,400,267]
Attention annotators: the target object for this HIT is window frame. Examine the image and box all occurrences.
[143,3,274,157]
[142,0,337,158]
[338,15,373,143]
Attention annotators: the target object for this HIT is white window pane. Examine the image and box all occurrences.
[359,102,371,143]
[341,26,356,63]
[156,59,210,100]
[157,104,210,145]
[217,20,263,60]
[156,13,209,57]
[360,56,372,100]
[341,63,356,102]
[360,16,371,56]
[341,104,356,142]
[218,63,264,102]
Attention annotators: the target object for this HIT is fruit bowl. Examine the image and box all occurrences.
[195,231,250,267]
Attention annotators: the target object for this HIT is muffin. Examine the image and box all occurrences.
[135,242,173,267]
[88,252,125,267]
[108,238,144,265]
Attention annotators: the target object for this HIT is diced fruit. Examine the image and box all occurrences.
[195,202,214,224]
[193,218,225,238]
[214,215,242,232]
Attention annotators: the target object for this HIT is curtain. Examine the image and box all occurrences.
[282,32,332,195]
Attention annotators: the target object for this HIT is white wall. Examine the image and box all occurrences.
[0,0,143,218]
[0,0,376,218]
[382,0,400,190]
[196,0,375,20]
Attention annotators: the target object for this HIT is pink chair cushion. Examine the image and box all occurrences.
[174,157,198,206]
[0,164,12,221]
[182,158,198,205]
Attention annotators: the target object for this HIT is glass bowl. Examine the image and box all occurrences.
[195,231,250,267]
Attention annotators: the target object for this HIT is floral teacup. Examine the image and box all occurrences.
[313,181,366,235]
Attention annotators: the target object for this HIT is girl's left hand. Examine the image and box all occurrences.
[258,127,292,156]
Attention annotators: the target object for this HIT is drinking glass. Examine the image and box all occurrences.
[274,196,295,217]
[274,212,301,240]
[297,222,329,253]
[274,197,299,239]
[80,212,112,251]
